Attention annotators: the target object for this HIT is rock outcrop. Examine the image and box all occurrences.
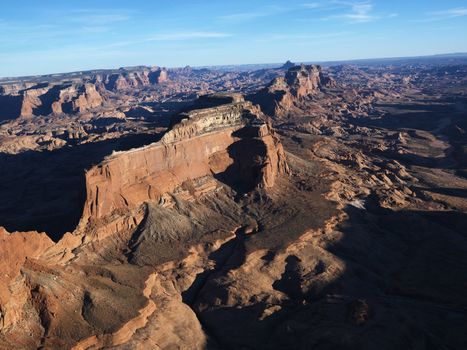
[0,83,104,119]
[0,67,169,120]
[0,93,292,349]
[0,228,54,305]
[1,59,467,350]
[247,64,336,117]
[150,67,168,84]
[81,94,288,224]
[281,60,296,70]
[285,64,335,98]
[93,67,169,91]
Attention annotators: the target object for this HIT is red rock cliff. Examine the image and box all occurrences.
[81,95,288,223]
[247,64,336,117]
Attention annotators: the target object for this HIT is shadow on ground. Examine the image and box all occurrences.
[193,194,467,350]
[0,133,161,241]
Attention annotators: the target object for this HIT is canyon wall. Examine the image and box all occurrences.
[0,67,168,120]
[0,83,104,119]
[247,64,336,117]
[93,67,168,91]
[81,95,288,224]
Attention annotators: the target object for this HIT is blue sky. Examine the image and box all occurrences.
[1,0,466,77]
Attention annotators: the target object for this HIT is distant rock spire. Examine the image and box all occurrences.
[281,60,295,69]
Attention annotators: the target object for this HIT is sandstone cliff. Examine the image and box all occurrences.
[0,67,168,120]
[81,94,288,225]
[0,93,292,349]
[93,67,169,91]
[0,83,104,119]
[247,64,336,117]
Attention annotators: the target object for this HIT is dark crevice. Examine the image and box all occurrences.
[181,225,251,349]
[31,286,52,350]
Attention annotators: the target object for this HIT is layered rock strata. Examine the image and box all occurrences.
[0,67,168,120]
[94,67,168,91]
[81,95,288,224]
[0,83,104,119]
[0,94,292,349]
[247,64,336,117]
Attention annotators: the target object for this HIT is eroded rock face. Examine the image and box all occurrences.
[0,93,292,349]
[0,228,53,306]
[2,60,466,350]
[95,67,169,91]
[81,94,288,224]
[0,67,169,120]
[247,64,336,117]
[0,83,105,119]
[150,67,168,84]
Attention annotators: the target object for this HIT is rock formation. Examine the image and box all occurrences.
[285,64,335,98]
[150,67,168,84]
[0,83,104,119]
[247,64,336,117]
[81,93,288,225]
[0,93,292,349]
[0,228,53,306]
[0,67,169,120]
[1,57,467,350]
[93,67,169,91]
[281,60,296,70]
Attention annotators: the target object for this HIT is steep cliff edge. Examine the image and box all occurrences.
[93,67,168,91]
[247,64,336,117]
[0,67,168,120]
[0,93,293,349]
[81,94,288,225]
[1,62,466,350]
[0,83,104,119]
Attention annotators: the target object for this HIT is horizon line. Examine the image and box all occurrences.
[1,51,467,81]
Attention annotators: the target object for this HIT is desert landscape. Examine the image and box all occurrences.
[1,1,467,349]
[0,55,466,349]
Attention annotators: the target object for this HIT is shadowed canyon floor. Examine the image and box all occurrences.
[0,60,466,349]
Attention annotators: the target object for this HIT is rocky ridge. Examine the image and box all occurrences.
[0,93,294,349]
[0,83,105,120]
[0,58,466,349]
[92,67,168,91]
[0,67,169,120]
[248,64,336,117]
[81,94,288,226]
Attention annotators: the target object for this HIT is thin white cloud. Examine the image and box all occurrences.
[412,7,467,22]
[293,31,352,39]
[101,32,232,49]
[147,32,232,41]
[218,12,267,21]
[217,5,286,23]
[428,7,467,19]
[327,1,378,23]
[255,31,352,43]
[219,2,393,25]
[0,9,132,46]
[71,14,130,25]
[302,3,323,9]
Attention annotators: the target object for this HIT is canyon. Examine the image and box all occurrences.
[0,67,169,121]
[0,57,466,349]
[247,64,336,117]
